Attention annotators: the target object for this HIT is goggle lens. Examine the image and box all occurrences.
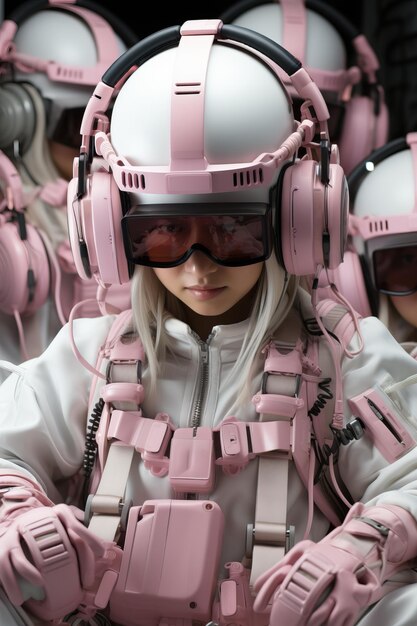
[374,245,417,295]
[122,205,272,268]
[50,107,85,149]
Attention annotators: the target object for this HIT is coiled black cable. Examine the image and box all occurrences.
[83,397,104,480]
[308,377,333,419]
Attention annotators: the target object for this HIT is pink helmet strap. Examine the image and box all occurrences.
[280,0,307,63]
[170,21,221,169]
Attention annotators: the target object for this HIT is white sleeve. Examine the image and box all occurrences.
[339,315,417,518]
[0,315,115,501]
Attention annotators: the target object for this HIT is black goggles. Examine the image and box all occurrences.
[47,106,84,149]
[366,234,417,296]
[121,203,273,268]
[48,104,114,150]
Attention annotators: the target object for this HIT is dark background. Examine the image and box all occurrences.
[4,1,417,139]
[3,1,362,39]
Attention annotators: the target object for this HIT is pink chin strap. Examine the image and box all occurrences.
[0,0,120,85]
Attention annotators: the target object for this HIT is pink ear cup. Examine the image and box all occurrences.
[67,171,130,285]
[326,162,349,269]
[67,175,95,281]
[280,160,348,276]
[91,171,130,285]
[339,96,389,175]
[281,160,317,276]
[0,221,50,315]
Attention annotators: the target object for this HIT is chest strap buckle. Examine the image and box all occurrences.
[214,416,295,475]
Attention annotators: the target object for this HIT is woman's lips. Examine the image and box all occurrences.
[186,286,226,300]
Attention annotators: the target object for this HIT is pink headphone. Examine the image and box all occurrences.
[67,19,349,285]
[0,150,50,318]
[220,0,389,176]
[321,134,417,318]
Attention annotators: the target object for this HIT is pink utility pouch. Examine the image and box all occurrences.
[109,499,224,626]
[168,427,215,493]
[348,387,416,462]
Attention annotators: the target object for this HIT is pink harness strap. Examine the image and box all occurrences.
[84,297,360,598]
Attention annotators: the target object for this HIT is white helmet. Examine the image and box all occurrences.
[220,0,389,175]
[110,36,294,206]
[319,132,417,333]
[348,133,417,301]
[0,1,137,152]
[67,19,349,287]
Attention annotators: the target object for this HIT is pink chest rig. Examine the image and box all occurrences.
[77,295,417,626]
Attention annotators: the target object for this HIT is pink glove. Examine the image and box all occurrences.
[253,502,417,626]
[0,483,114,621]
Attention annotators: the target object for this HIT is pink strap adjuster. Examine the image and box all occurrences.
[215,418,252,473]
[264,340,304,376]
[215,416,294,474]
[108,411,174,477]
[101,382,145,406]
[252,393,304,418]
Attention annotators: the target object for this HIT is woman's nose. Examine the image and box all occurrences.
[182,248,218,275]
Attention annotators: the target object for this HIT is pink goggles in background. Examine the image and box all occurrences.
[349,214,417,295]
[122,203,273,268]
[372,241,417,295]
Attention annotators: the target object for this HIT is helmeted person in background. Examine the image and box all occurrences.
[0,0,136,370]
[220,0,389,176]
[335,133,417,356]
[1,17,417,626]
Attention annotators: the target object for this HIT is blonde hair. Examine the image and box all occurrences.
[131,256,299,402]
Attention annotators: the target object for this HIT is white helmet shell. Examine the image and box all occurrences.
[110,41,295,205]
[12,7,129,137]
[221,1,390,177]
[352,149,414,255]
[353,150,414,219]
[228,3,347,73]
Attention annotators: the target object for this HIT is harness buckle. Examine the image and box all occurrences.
[245,522,295,556]
[101,382,145,406]
[169,427,215,494]
[215,418,252,474]
[84,493,132,531]
[141,413,175,477]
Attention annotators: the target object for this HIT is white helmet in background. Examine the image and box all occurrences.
[0,1,138,154]
[110,38,293,206]
[315,134,417,327]
[220,0,389,175]
[66,19,349,288]
[0,1,137,323]
[346,133,417,330]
